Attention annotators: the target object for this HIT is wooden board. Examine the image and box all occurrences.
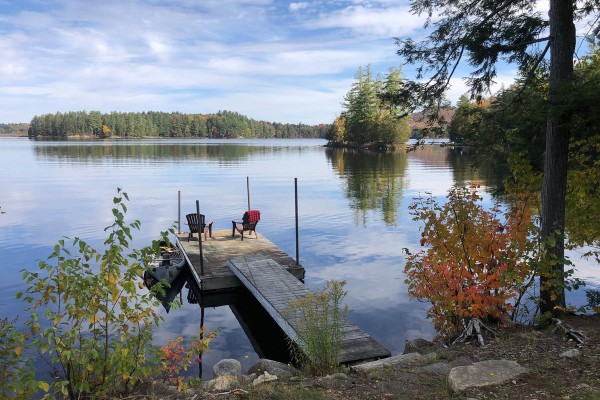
[176,230,305,292]
[227,257,390,365]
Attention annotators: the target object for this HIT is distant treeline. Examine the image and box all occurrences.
[27,110,329,139]
[0,123,30,136]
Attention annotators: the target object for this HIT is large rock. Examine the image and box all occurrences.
[247,359,297,378]
[448,360,528,392]
[350,352,437,373]
[213,359,242,378]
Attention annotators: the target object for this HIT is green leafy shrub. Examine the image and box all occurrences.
[285,280,348,376]
[0,318,47,399]
[17,189,172,399]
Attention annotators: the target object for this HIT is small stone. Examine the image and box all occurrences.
[213,359,242,377]
[575,383,592,391]
[559,349,581,358]
[207,375,239,391]
[241,373,257,385]
[252,371,278,386]
[248,359,298,378]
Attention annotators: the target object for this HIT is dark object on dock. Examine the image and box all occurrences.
[186,213,213,241]
[143,246,188,312]
[227,257,391,365]
[232,210,260,241]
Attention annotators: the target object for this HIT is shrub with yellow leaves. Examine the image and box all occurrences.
[17,188,174,399]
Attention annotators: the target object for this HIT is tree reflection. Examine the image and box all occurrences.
[33,142,266,163]
[326,148,408,226]
[446,147,506,192]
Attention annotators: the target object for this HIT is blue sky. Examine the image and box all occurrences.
[0,0,587,125]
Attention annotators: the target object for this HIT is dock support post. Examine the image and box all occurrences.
[295,178,299,266]
[196,200,204,276]
[178,190,181,234]
[247,176,251,211]
[198,296,205,378]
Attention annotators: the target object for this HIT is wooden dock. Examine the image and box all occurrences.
[227,256,391,365]
[176,230,305,292]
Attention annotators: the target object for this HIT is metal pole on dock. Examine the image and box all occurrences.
[177,190,181,234]
[295,178,299,266]
[247,176,251,211]
[196,200,205,276]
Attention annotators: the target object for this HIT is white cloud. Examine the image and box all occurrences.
[309,5,424,38]
[289,2,310,12]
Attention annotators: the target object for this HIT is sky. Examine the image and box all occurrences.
[0,0,578,125]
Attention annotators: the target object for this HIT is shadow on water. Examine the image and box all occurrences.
[325,148,408,226]
[147,266,292,374]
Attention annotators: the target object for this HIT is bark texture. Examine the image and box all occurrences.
[540,0,576,313]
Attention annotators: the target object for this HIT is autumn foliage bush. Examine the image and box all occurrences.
[404,186,538,335]
[156,328,217,391]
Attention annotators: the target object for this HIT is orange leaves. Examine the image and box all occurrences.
[156,328,218,390]
[405,186,537,335]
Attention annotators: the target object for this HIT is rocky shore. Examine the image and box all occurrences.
[138,313,600,399]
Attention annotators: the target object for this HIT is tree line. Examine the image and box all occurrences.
[27,110,328,139]
[0,123,29,136]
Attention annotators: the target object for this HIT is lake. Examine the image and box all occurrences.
[0,137,597,379]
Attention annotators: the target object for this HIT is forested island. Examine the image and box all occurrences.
[325,65,413,149]
[25,110,329,139]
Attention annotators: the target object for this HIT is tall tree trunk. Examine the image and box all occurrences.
[539,0,575,314]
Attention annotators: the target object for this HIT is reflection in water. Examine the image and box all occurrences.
[326,148,408,226]
[447,147,506,191]
[33,142,268,163]
[407,145,505,191]
[148,267,291,370]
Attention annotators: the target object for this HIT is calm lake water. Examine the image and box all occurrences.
[0,137,597,379]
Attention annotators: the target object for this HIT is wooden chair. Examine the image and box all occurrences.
[232,210,260,241]
[185,213,213,241]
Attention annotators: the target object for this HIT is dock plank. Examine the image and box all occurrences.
[176,230,305,292]
[227,257,390,365]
